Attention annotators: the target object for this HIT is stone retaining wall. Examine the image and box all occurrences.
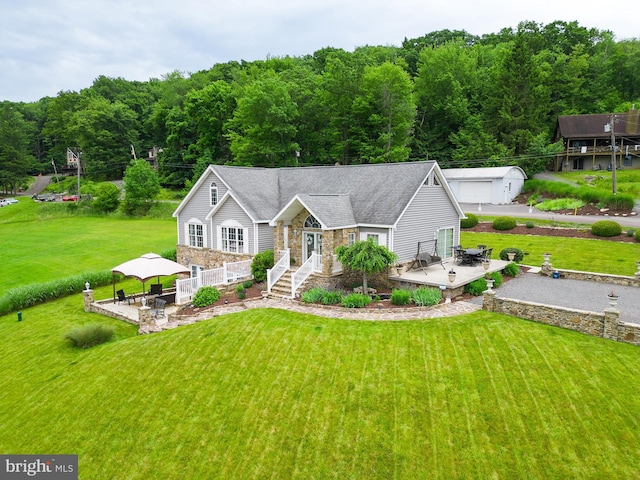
[482,290,640,346]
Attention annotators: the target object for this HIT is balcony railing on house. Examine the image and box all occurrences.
[175,259,252,305]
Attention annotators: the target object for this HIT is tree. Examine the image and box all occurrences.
[226,74,299,166]
[91,182,121,213]
[335,238,397,294]
[0,103,34,193]
[122,160,160,215]
[355,61,416,163]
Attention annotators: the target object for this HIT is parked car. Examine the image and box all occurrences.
[32,193,56,202]
[0,198,18,207]
[62,195,79,202]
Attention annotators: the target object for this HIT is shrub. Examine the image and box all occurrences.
[341,293,371,308]
[236,284,245,294]
[65,324,114,349]
[237,290,246,300]
[492,216,516,230]
[464,278,487,296]
[636,230,640,243]
[321,290,344,305]
[0,270,114,315]
[412,287,441,307]
[460,213,479,228]
[251,250,274,283]
[591,220,622,238]
[192,286,220,307]
[301,287,326,304]
[242,279,254,289]
[503,262,520,277]
[525,221,535,229]
[499,247,524,263]
[626,229,635,238]
[490,271,503,288]
[390,289,412,306]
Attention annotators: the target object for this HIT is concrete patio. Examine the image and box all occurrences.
[89,295,181,325]
[389,258,511,291]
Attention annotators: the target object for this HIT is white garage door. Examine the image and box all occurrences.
[459,181,492,203]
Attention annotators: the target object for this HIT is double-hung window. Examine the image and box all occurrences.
[188,223,204,248]
[221,226,244,253]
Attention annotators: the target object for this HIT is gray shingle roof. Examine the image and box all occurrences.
[209,161,438,226]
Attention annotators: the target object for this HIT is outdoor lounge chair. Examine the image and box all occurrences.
[148,284,163,296]
[116,289,134,305]
[152,298,166,319]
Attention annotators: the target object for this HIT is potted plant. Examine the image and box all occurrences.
[482,259,490,271]
[448,269,456,283]
[485,274,495,291]
[608,290,619,307]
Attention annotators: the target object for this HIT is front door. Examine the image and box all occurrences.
[303,232,322,261]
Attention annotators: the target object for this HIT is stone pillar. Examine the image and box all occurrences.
[482,290,496,312]
[603,308,619,341]
[83,289,94,312]
[138,306,153,325]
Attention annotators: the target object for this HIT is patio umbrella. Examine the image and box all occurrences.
[111,253,190,299]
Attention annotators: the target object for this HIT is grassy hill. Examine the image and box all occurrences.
[2,196,640,478]
[1,300,639,479]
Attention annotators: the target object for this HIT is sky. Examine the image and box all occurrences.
[1,0,638,103]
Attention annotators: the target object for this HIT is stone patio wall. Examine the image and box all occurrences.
[482,290,639,346]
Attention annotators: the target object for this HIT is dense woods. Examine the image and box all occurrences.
[1,20,639,193]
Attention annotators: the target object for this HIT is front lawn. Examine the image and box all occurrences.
[0,301,639,479]
[461,231,640,276]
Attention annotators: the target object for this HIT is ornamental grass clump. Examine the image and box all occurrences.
[302,287,326,304]
[503,262,520,277]
[192,286,221,307]
[341,293,371,308]
[411,287,441,307]
[390,289,412,306]
[65,324,114,349]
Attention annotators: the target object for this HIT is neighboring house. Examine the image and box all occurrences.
[443,166,527,205]
[553,109,640,171]
[173,161,465,284]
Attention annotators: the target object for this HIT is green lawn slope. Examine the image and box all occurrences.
[1,301,639,479]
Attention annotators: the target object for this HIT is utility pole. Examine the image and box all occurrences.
[606,113,617,195]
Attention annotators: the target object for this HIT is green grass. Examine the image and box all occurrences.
[1,302,639,479]
[549,170,640,198]
[3,196,640,478]
[1,198,176,289]
[462,231,640,276]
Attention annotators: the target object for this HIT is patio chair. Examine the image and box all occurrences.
[148,283,163,296]
[152,298,167,319]
[116,289,134,305]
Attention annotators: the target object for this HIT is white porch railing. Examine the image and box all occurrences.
[291,252,322,298]
[267,249,290,293]
[175,259,253,305]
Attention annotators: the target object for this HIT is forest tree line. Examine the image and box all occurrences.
[1,20,639,193]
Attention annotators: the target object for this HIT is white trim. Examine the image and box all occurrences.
[359,231,387,247]
[185,218,207,248]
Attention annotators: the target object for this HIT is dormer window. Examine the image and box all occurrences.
[304,215,321,229]
[210,182,218,206]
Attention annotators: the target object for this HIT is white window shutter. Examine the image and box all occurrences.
[216,225,222,251]
[242,227,249,253]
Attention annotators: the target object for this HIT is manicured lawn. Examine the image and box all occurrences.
[1,198,176,289]
[461,231,640,276]
[0,300,639,479]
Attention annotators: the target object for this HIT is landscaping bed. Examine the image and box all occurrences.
[466,222,638,243]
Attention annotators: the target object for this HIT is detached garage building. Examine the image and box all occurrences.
[443,166,527,205]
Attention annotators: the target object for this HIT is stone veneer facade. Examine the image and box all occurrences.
[177,245,253,277]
